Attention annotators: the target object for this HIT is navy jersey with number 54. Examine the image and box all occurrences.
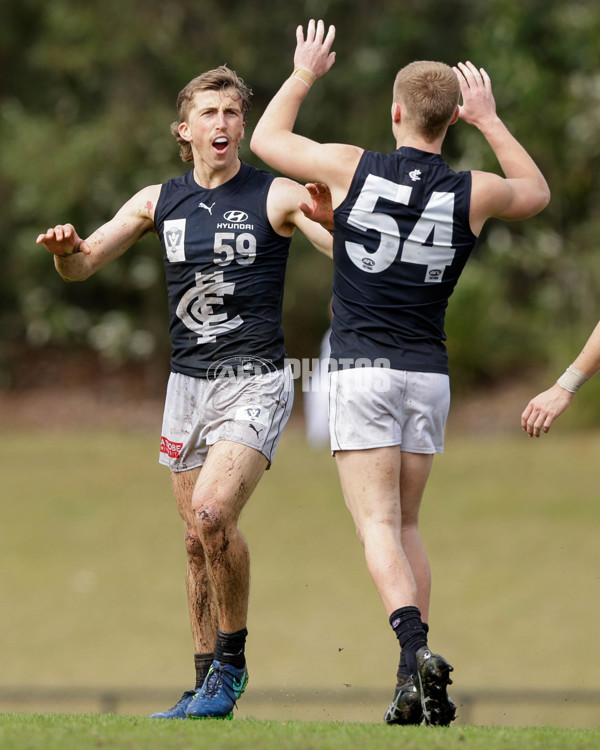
[154,162,292,377]
[331,147,477,374]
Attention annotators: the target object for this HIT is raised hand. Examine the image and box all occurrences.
[453,61,497,128]
[294,19,336,79]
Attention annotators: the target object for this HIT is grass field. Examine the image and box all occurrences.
[0,714,599,750]
[0,417,599,731]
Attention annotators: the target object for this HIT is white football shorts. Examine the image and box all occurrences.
[159,367,294,471]
[329,367,450,454]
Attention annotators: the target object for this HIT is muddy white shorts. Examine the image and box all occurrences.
[159,367,294,472]
[329,367,450,454]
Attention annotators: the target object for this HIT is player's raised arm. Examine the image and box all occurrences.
[453,62,550,234]
[36,184,161,282]
[521,320,600,437]
[251,19,360,197]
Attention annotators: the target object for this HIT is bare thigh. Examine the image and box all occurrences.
[191,440,268,525]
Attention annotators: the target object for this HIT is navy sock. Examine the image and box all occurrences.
[390,606,427,676]
[397,621,428,682]
[194,652,214,690]
[214,628,247,670]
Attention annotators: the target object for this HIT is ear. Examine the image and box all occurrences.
[449,106,460,126]
[391,102,402,124]
[240,121,246,141]
[178,121,192,142]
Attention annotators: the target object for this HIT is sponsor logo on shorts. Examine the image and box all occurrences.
[160,436,183,458]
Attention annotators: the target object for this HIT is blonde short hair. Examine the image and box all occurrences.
[393,61,459,142]
[171,65,252,162]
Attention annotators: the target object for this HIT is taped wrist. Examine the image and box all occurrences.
[291,65,316,89]
[557,365,588,393]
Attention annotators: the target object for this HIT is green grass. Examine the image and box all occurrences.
[0,424,599,728]
[0,714,598,750]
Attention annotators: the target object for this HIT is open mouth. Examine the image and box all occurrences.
[213,136,229,153]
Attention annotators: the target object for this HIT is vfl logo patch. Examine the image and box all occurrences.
[223,210,249,223]
[234,404,270,428]
[160,436,183,458]
[164,219,186,262]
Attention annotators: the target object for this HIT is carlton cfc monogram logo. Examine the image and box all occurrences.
[176,271,243,344]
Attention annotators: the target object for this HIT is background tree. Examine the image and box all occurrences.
[2,0,600,418]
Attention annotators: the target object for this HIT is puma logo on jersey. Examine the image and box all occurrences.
[409,169,422,182]
[249,423,263,437]
[199,202,216,214]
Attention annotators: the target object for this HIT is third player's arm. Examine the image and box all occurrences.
[522,320,600,436]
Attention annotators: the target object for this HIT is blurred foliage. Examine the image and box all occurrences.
[2,0,600,401]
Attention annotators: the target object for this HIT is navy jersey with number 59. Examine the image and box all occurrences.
[154,162,292,377]
[331,147,477,374]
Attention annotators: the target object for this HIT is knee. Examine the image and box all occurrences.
[184,528,204,559]
[193,501,229,545]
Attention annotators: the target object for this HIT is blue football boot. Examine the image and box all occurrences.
[185,660,248,720]
[149,689,196,719]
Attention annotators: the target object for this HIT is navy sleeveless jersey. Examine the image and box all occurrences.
[331,147,477,374]
[154,162,292,377]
